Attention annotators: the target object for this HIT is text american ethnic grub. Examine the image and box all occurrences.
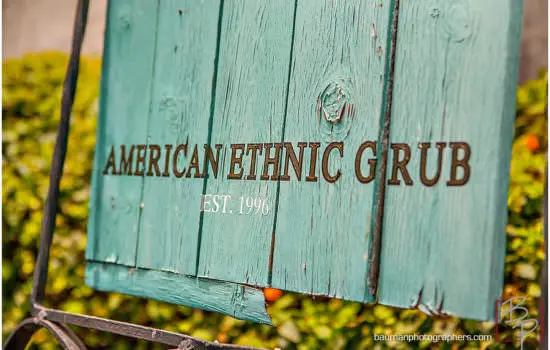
[102,141,471,187]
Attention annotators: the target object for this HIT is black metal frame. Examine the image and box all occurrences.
[3,2,254,349]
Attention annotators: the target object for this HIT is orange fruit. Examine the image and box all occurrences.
[217,332,228,343]
[264,287,283,302]
[525,134,540,152]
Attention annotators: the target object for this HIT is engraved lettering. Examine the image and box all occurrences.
[134,145,147,176]
[447,142,471,186]
[355,141,377,183]
[120,145,135,175]
[173,143,187,178]
[261,143,283,181]
[388,143,413,186]
[102,145,117,175]
[228,144,246,180]
[280,142,306,181]
[162,144,172,177]
[203,144,222,179]
[147,144,162,177]
[322,142,343,183]
[306,142,321,182]
[246,144,263,180]
[418,142,446,186]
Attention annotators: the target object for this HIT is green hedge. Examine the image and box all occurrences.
[2,53,546,349]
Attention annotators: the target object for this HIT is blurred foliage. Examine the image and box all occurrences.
[2,53,547,349]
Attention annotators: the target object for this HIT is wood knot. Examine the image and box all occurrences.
[159,96,186,134]
[319,82,349,124]
[317,79,356,141]
[441,0,475,42]
[117,13,131,30]
[116,5,133,31]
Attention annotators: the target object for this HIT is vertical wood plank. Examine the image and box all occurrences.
[271,0,392,302]
[136,0,221,274]
[197,0,296,285]
[377,0,523,320]
[86,0,159,266]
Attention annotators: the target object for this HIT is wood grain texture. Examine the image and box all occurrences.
[271,0,392,302]
[85,0,522,323]
[86,0,159,266]
[377,0,523,320]
[197,0,296,286]
[86,261,272,325]
[136,0,221,275]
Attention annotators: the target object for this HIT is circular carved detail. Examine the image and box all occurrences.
[317,79,356,142]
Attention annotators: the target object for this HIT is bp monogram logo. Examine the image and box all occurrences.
[496,297,544,348]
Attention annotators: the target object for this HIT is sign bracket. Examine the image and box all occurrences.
[367,0,401,297]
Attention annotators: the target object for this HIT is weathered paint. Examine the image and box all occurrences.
[136,0,221,275]
[86,0,523,323]
[271,0,392,303]
[377,0,523,321]
[86,0,159,266]
[86,261,272,325]
[198,0,296,286]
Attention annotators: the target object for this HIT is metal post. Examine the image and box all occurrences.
[30,0,90,307]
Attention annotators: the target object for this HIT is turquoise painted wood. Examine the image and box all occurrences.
[86,0,159,266]
[198,0,296,286]
[86,0,523,323]
[86,262,271,324]
[136,0,221,275]
[271,0,392,303]
[377,0,523,321]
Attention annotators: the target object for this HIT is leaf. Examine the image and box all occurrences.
[516,263,538,280]
[527,283,542,298]
[313,325,332,340]
[278,321,301,343]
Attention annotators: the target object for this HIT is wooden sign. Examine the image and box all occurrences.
[86,0,523,323]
